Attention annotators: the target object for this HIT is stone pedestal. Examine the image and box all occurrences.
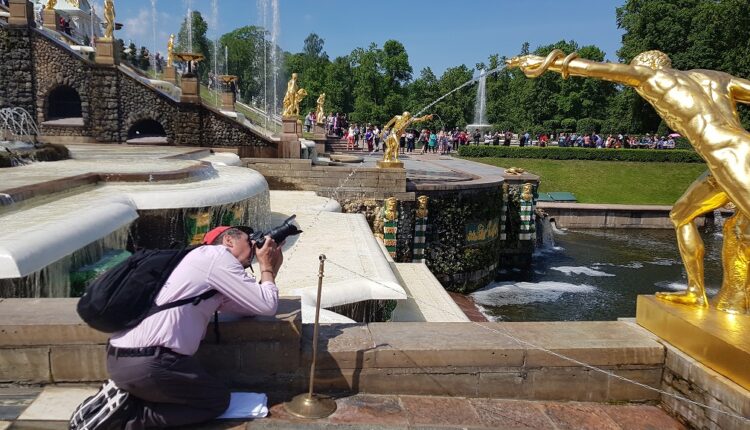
[220,90,236,112]
[42,8,57,31]
[164,65,176,84]
[9,0,33,27]
[377,160,404,169]
[94,38,115,65]
[313,122,326,140]
[179,75,201,104]
[636,295,750,391]
[279,116,301,159]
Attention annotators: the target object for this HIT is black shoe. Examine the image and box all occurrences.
[70,379,135,429]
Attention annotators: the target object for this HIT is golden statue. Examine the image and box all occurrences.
[416,195,429,219]
[315,93,326,125]
[508,49,750,313]
[45,0,57,10]
[384,197,398,221]
[505,167,526,175]
[282,73,301,117]
[167,34,175,67]
[381,112,433,164]
[521,183,534,202]
[103,0,115,40]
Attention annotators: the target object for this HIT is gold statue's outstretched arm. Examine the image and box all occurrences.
[730,77,750,104]
[507,50,650,88]
[412,114,433,123]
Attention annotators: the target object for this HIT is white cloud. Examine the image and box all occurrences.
[122,7,151,43]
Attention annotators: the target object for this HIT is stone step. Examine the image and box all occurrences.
[37,135,99,144]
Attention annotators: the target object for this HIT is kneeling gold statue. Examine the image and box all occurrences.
[508,49,750,314]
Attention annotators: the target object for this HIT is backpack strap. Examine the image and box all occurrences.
[154,290,218,316]
[146,290,219,317]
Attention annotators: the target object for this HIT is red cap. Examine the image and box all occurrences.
[203,226,232,245]
[203,225,254,245]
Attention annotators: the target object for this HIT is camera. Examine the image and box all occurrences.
[249,214,302,248]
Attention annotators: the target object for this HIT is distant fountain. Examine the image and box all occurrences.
[150,0,157,71]
[257,0,281,119]
[186,7,193,53]
[466,69,492,132]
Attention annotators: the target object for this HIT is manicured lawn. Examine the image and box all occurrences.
[466,157,708,205]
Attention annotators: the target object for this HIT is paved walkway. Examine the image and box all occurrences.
[0,387,685,429]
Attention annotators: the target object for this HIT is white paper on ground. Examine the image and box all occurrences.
[217,392,268,419]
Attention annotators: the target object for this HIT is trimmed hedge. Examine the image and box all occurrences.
[458,145,705,163]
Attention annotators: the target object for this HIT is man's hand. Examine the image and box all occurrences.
[255,236,283,282]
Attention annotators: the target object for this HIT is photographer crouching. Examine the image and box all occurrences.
[72,223,290,429]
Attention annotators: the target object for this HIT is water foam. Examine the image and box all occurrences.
[592,262,644,269]
[654,281,687,291]
[649,258,680,266]
[471,281,596,306]
[550,266,615,277]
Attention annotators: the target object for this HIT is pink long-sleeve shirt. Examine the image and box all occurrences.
[109,245,278,356]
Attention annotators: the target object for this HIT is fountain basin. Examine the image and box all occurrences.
[0,144,272,297]
[0,193,137,279]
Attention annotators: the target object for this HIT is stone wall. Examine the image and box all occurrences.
[0,23,273,149]
[0,299,665,404]
[538,202,701,229]
[417,185,505,293]
[120,73,180,144]
[661,340,750,429]
[243,158,411,200]
[31,31,92,135]
[0,25,35,113]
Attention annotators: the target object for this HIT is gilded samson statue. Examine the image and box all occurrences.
[508,49,750,313]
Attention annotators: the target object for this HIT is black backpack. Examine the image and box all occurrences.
[76,246,217,333]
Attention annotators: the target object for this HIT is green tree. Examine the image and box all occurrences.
[302,33,327,59]
[616,0,750,130]
[176,11,212,82]
[219,26,266,104]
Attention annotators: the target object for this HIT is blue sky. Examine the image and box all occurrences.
[112,0,626,75]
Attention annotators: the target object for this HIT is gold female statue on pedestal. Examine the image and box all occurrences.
[103,0,115,40]
[315,93,326,125]
[508,49,750,314]
[167,34,175,67]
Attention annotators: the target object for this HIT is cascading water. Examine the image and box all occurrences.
[0,107,39,143]
[0,225,131,298]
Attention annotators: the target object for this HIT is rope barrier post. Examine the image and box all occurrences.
[284,254,337,419]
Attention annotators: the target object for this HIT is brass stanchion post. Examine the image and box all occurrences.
[283,254,337,419]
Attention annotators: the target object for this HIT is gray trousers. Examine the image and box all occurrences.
[106,348,230,429]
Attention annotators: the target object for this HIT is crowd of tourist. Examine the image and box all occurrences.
[302,110,680,154]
